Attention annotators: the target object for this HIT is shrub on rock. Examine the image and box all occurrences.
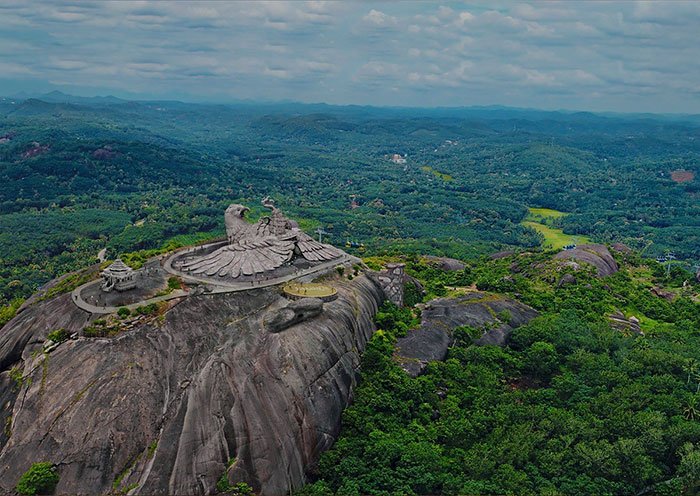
[16,462,58,495]
[46,328,69,343]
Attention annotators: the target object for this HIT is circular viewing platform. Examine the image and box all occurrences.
[283,282,337,302]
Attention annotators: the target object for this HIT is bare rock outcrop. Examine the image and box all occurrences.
[558,273,577,288]
[611,243,632,254]
[423,256,466,271]
[263,297,323,333]
[490,250,516,260]
[608,310,643,334]
[649,286,676,302]
[0,275,384,496]
[553,244,619,277]
[395,293,539,377]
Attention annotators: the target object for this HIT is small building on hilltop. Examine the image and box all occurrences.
[101,258,137,292]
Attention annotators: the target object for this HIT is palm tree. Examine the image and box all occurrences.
[684,396,700,421]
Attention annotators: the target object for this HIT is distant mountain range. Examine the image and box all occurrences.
[2,90,700,125]
[8,90,127,105]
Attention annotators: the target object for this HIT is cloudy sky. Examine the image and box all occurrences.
[1,1,699,113]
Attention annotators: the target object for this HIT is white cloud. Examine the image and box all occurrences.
[0,0,698,112]
[362,9,397,27]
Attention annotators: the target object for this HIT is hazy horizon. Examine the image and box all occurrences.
[2,1,700,114]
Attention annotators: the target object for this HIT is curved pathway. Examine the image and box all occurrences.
[72,254,353,314]
[71,284,189,314]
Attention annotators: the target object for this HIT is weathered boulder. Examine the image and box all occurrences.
[649,286,676,302]
[395,293,539,377]
[424,256,466,271]
[263,297,323,333]
[438,258,465,272]
[0,274,384,496]
[490,250,516,260]
[611,243,632,254]
[608,310,643,334]
[553,244,619,277]
[558,274,577,288]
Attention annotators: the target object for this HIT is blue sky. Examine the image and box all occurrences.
[1,1,699,113]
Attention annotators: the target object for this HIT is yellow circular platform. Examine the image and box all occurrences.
[283,282,337,299]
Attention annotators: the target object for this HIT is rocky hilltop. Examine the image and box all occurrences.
[395,293,539,377]
[553,243,619,277]
[0,273,384,495]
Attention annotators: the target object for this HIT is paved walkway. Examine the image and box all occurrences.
[71,253,352,314]
[71,283,189,314]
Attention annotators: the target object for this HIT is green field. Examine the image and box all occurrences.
[521,207,590,249]
[525,207,569,223]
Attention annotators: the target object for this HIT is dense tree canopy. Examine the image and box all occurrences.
[2,98,700,321]
[304,252,700,496]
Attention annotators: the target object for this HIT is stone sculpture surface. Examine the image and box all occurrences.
[100,258,137,292]
[179,198,343,280]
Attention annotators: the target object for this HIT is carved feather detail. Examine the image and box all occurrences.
[182,202,342,279]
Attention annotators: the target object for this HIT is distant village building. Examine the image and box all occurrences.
[389,153,407,164]
[101,258,137,292]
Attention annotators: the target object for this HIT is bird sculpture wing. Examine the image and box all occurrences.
[290,231,344,262]
[179,238,295,278]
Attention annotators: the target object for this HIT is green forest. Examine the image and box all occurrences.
[3,96,700,495]
[304,251,700,496]
[1,97,700,323]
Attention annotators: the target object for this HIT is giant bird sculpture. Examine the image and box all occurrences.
[179,200,343,279]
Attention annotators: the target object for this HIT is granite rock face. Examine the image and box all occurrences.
[395,293,539,377]
[553,244,619,277]
[263,297,324,333]
[425,256,466,272]
[0,275,384,496]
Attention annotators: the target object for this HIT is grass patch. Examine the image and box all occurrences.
[525,207,569,223]
[147,441,158,458]
[113,453,142,491]
[422,166,455,181]
[34,270,97,304]
[521,206,591,250]
[521,221,590,250]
